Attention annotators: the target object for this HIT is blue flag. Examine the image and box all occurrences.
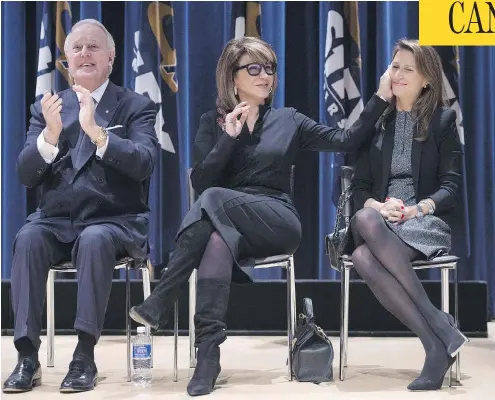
[125,1,182,271]
[322,1,363,205]
[35,1,73,100]
[318,1,363,277]
[232,1,261,38]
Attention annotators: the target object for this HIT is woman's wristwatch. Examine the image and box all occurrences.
[415,204,424,220]
[416,200,435,219]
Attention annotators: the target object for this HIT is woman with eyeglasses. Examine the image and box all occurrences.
[129,36,391,396]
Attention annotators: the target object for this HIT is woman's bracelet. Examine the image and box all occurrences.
[419,200,435,215]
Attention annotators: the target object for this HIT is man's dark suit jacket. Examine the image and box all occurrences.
[17,81,159,258]
[352,106,463,230]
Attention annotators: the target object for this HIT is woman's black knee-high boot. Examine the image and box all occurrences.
[129,220,214,331]
[187,279,230,396]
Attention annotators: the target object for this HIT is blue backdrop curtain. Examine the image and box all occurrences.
[460,46,495,315]
[124,1,185,275]
[1,1,494,317]
[1,1,27,288]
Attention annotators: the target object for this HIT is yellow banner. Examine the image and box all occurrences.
[419,0,495,45]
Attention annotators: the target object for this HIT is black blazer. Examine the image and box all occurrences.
[17,82,159,224]
[352,107,463,225]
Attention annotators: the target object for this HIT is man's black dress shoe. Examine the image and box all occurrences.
[2,356,41,393]
[59,355,98,393]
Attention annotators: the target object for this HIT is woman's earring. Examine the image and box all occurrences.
[423,83,428,89]
[269,87,272,93]
[234,87,238,96]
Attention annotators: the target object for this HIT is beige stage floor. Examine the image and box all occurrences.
[1,322,494,399]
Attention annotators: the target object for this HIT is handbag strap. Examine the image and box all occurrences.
[303,298,333,344]
[295,298,333,348]
[331,184,355,237]
[302,297,315,322]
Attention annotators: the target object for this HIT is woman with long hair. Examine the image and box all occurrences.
[351,38,468,391]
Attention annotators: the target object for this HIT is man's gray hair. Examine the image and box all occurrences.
[64,19,116,55]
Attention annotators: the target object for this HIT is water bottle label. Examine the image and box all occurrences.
[132,344,151,358]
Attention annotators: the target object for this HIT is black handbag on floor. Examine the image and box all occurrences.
[291,298,334,383]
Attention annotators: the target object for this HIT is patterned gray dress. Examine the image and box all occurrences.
[386,111,451,259]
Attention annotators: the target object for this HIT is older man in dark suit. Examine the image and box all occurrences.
[3,19,158,393]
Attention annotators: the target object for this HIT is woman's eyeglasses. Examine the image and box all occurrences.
[234,62,277,76]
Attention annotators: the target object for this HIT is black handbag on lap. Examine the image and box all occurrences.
[291,298,334,383]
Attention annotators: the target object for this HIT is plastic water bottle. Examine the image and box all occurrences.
[131,326,152,386]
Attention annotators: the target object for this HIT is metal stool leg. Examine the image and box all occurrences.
[142,264,152,367]
[340,265,350,381]
[46,270,56,367]
[289,256,297,335]
[455,348,461,384]
[440,267,452,387]
[454,263,461,383]
[343,267,350,368]
[173,300,179,382]
[287,257,296,381]
[126,265,132,382]
[189,269,197,368]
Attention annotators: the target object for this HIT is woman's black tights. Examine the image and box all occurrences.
[197,231,234,283]
[351,208,449,381]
